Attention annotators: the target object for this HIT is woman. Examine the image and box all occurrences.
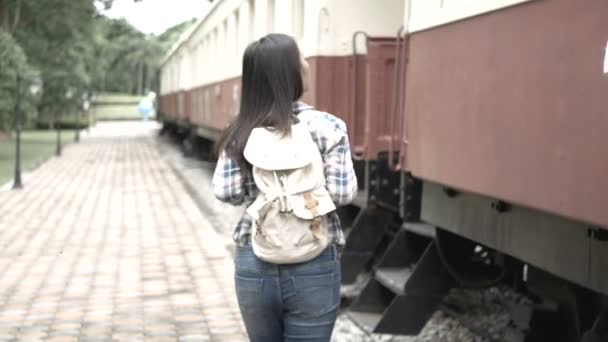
[213,33,357,342]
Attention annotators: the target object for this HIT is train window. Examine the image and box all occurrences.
[249,0,256,42]
[180,54,187,89]
[212,28,218,76]
[318,8,330,55]
[198,41,204,83]
[205,36,210,79]
[222,19,228,64]
[173,63,177,91]
[267,0,275,33]
[234,10,240,57]
[292,0,304,39]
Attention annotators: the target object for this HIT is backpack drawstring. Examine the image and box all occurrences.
[273,171,291,213]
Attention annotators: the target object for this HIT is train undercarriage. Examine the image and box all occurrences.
[340,156,608,342]
[160,123,608,341]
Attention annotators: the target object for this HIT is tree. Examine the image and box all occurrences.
[94,17,195,95]
[0,0,193,129]
[94,18,163,95]
[96,0,144,11]
[11,0,96,127]
[0,29,37,132]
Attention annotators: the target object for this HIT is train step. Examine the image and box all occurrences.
[347,225,456,335]
[374,267,413,295]
[340,272,372,300]
[402,222,436,239]
[347,311,383,332]
[340,206,396,284]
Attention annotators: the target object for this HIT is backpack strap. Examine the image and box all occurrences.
[303,192,320,216]
[303,192,323,240]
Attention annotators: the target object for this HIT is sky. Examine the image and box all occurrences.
[100,0,211,35]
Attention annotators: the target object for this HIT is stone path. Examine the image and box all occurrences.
[0,122,247,341]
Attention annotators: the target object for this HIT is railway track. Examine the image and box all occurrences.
[336,285,538,342]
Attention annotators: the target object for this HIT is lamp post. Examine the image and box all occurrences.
[56,88,73,156]
[55,110,62,157]
[13,73,41,190]
[87,93,94,134]
[74,101,80,142]
[75,93,89,143]
[12,74,23,190]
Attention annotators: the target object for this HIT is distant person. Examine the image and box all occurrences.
[138,92,155,121]
[213,34,358,342]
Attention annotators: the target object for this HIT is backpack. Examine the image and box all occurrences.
[243,112,336,264]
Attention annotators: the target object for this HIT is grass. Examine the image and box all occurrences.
[0,129,73,186]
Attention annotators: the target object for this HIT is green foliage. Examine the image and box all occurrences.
[0,29,37,131]
[156,18,197,49]
[0,0,194,129]
[94,17,163,94]
[94,17,196,95]
[12,0,97,127]
[96,0,143,11]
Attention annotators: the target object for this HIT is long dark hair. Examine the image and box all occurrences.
[216,33,304,167]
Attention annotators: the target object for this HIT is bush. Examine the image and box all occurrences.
[36,115,94,130]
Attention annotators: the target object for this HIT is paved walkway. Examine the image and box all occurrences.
[0,122,247,341]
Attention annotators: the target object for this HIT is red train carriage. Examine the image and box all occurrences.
[346,1,608,341]
[159,0,608,340]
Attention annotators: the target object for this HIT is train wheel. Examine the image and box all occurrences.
[435,229,506,288]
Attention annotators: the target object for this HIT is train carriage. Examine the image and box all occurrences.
[159,0,608,341]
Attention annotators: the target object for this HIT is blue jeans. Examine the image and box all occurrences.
[234,244,341,342]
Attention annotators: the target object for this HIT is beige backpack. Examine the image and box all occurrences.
[243,115,336,264]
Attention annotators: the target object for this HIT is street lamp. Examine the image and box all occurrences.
[87,93,95,134]
[13,73,42,190]
[56,88,73,156]
[75,93,89,143]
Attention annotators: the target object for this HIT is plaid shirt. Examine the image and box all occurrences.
[212,102,358,247]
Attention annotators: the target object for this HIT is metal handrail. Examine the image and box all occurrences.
[388,27,407,172]
[351,31,369,161]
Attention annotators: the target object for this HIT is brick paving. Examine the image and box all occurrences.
[0,122,247,341]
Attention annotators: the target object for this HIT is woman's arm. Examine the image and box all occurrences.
[304,110,358,206]
[325,135,358,206]
[212,152,248,205]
